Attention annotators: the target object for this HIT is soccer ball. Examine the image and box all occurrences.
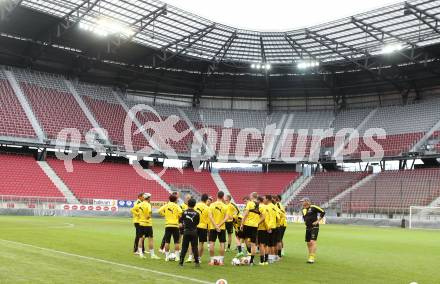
[167,253,176,261]
[240,256,250,265]
[231,258,241,266]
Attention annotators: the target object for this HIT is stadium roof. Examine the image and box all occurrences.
[18,0,440,64]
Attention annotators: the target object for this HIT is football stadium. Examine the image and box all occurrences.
[0,0,440,283]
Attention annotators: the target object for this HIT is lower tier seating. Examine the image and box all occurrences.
[339,168,440,213]
[0,154,63,198]
[47,158,169,201]
[220,171,301,201]
[151,167,219,198]
[292,171,369,206]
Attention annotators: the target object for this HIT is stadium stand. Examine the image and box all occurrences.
[195,109,268,157]
[219,171,301,201]
[339,168,440,213]
[0,153,63,197]
[3,66,440,162]
[76,83,151,151]
[0,71,36,139]
[150,167,219,198]
[321,108,373,148]
[47,158,169,201]
[123,100,194,154]
[350,101,440,157]
[12,69,93,141]
[291,171,369,206]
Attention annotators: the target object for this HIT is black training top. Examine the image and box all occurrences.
[302,205,326,228]
[180,209,200,234]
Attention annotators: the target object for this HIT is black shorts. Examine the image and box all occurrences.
[269,228,278,246]
[138,226,153,238]
[197,228,208,243]
[305,227,319,242]
[243,225,258,243]
[134,223,141,235]
[235,229,244,239]
[209,229,226,243]
[225,222,234,234]
[257,230,268,246]
[279,226,286,241]
[164,227,180,244]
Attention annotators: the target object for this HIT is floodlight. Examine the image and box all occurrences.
[297,60,319,69]
[381,43,403,54]
[79,17,134,38]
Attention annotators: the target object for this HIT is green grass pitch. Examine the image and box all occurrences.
[0,216,438,283]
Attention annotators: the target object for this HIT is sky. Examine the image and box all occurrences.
[162,0,403,31]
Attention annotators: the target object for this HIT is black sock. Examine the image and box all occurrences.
[250,255,254,264]
[247,246,251,254]
[265,254,269,262]
[228,244,231,249]
[278,250,282,257]
[237,246,242,253]
[260,255,264,263]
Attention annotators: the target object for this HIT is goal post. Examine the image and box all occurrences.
[409,206,440,229]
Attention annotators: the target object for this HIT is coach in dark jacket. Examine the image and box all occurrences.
[179,198,200,266]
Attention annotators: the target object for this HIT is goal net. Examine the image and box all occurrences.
[409,206,440,229]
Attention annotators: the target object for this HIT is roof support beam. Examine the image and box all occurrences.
[207,30,237,74]
[351,17,419,63]
[156,24,215,64]
[21,0,100,64]
[260,36,266,62]
[307,29,371,59]
[351,16,415,47]
[0,0,22,22]
[404,2,440,35]
[55,0,101,40]
[306,30,403,92]
[284,34,317,61]
[160,24,215,54]
[107,5,167,53]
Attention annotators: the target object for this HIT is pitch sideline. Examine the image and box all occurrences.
[0,239,213,284]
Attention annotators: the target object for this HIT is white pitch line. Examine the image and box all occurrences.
[0,239,213,284]
[49,222,75,229]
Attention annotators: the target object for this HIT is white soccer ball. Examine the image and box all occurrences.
[231,258,241,266]
[240,256,251,265]
[167,253,176,261]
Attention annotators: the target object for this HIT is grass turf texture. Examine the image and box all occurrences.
[0,216,438,284]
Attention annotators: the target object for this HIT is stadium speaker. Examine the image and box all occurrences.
[153,159,164,167]
[138,160,150,169]
[35,149,47,161]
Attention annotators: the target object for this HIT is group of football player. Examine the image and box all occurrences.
[130,190,287,266]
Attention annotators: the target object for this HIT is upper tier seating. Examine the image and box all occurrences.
[13,69,93,141]
[291,171,369,206]
[123,100,194,154]
[321,108,373,148]
[347,100,440,157]
[0,153,63,197]
[0,71,35,138]
[194,109,268,157]
[3,66,440,161]
[220,171,301,201]
[151,167,219,198]
[339,168,440,212]
[77,84,150,151]
[47,158,169,201]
